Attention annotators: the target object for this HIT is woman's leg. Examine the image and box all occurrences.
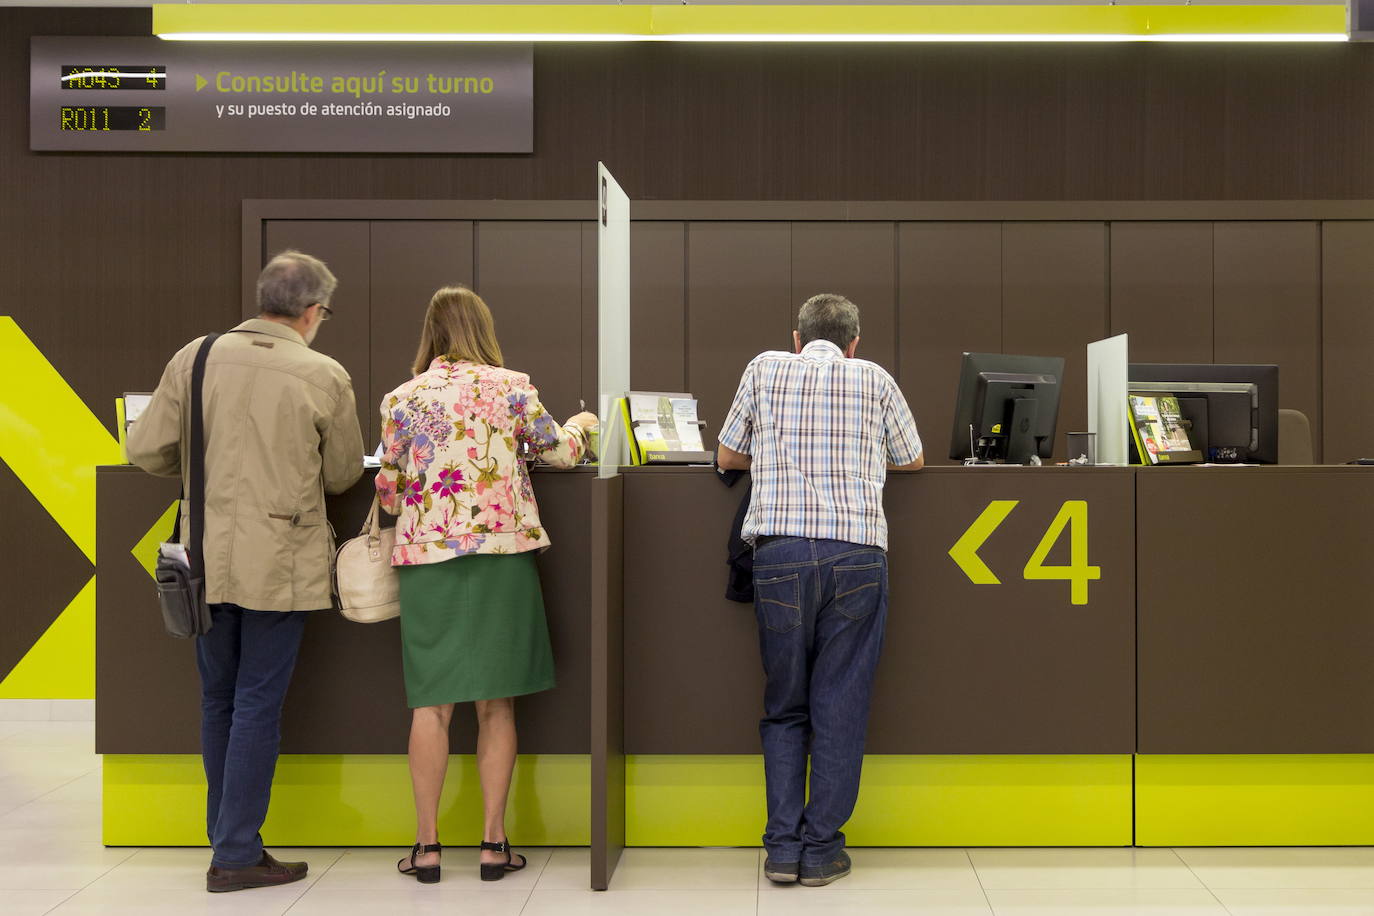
[408,703,454,867]
[474,697,517,865]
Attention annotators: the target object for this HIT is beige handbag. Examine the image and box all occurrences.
[334,496,400,623]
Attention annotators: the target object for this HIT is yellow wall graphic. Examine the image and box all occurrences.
[0,316,120,698]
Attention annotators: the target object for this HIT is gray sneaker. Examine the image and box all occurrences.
[799,850,851,887]
[763,857,799,885]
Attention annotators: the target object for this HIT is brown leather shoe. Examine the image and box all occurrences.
[206,851,308,893]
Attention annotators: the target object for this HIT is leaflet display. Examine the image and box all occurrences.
[1128,393,1203,465]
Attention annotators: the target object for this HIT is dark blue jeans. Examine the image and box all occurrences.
[196,604,308,869]
[752,537,888,867]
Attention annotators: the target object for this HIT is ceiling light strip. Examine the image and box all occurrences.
[152,4,1350,42]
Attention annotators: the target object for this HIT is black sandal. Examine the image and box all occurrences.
[479,839,527,882]
[398,842,442,884]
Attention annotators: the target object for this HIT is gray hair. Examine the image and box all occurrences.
[256,250,338,319]
[797,293,860,349]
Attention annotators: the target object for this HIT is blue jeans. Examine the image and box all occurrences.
[752,537,888,867]
[195,604,308,869]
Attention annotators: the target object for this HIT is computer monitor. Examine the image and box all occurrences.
[1128,364,1279,464]
[949,353,1066,464]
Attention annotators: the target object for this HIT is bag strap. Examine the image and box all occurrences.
[186,333,222,578]
[361,494,382,542]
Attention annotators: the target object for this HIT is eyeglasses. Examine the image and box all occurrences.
[317,303,334,321]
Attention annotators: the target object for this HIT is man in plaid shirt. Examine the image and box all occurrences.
[717,293,923,887]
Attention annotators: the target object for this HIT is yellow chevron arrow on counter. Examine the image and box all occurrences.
[0,317,121,698]
[948,499,1019,585]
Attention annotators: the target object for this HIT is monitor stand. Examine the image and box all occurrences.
[1005,397,1041,465]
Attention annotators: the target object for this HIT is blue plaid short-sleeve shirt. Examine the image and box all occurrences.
[718,340,922,551]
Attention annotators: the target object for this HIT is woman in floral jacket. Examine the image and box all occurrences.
[378,286,597,885]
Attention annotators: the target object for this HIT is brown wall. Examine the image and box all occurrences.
[8,5,1374,682]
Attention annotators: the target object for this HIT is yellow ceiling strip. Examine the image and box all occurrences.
[153,4,1349,41]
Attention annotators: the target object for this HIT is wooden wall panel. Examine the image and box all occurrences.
[630,222,687,393]
[475,222,585,423]
[1002,222,1109,458]
[261,220,372,438]
[1109,222,1214,364]
[1213,221,1322,461]
[1320,221,1374,463]
[369,220,474,443]
[686,222,792,437]
[897,223,1003,465]
[789,222,897,376]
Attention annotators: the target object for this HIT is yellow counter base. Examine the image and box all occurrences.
[1136,755,1374,846]
[103,754,590,846]
[628,755,1133,847]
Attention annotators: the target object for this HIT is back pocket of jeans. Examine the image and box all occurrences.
[756,573,802,633]
[835,562,884,621]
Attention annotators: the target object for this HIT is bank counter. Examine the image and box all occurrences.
[96,464,1374,880]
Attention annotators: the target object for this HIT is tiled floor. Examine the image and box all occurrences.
[7,720,1374,914]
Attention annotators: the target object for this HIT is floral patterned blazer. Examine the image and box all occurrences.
[376,358,587,566]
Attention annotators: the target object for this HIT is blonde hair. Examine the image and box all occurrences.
[411,286,505,375]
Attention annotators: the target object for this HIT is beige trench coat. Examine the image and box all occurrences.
[128,318,364,611]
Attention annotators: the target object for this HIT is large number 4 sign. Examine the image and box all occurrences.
[948,500,1101,606]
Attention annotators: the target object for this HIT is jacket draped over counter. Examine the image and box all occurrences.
[376,358,586,566]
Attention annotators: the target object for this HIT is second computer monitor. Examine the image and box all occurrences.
[1128,363,1279,464]
[949,352,1066,464]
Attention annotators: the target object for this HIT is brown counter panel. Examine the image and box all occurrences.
[1213,221,1322,461]
[1137,467,1374,754]
[1321,221,1374,464]
[624,467,1136,755]
[260,221,373,439]
[896,222,1003,466]
[96,467,594,755]
[623,471,765,754]
[369,220,475,422]
[1109,222,1215,364]
[789,222,897,377]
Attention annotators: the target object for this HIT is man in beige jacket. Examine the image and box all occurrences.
[128,250,364,893]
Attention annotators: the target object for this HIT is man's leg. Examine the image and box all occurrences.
[208,609,308,869]
[800,549,887,870]
[753,540,817,866]
[195,604,244,847]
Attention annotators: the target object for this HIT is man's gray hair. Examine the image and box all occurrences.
[797,293,860,349]
[256,250,338,319]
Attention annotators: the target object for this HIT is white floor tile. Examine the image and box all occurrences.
[607,847,760,890]
[49,701,96,722]
[0,849,137,890]
[763,847,983,891]
[1175,847,1374,889]
[0,722,98,748]
[312,845,550,890]
[970,848,1205,890]
[758,887,994,915]
[521,888,757,915]
[0,700,52,721]
[86,846,343,891]
[48,884,306,915]
[536,846,592,889]
[985,888,1230,915]
[4,888,79,915]
[1215,887,1374,914]
[287,886,531,915]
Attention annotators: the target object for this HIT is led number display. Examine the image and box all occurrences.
[60,106,166,131]
[61,65,166,90]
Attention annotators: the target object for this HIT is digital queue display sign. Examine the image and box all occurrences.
[32,37,534,153]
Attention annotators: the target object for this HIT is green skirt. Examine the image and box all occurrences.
[396,552,555,708]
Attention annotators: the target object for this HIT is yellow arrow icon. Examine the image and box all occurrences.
[195,73,207,92]
[949,499,1018,584]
